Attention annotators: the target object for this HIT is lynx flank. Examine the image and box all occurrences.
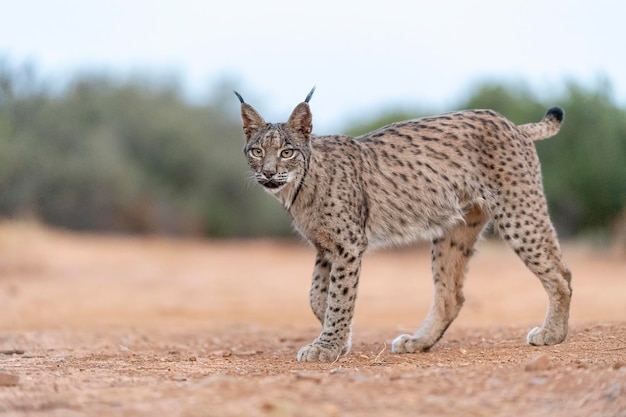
[236,88,572,363]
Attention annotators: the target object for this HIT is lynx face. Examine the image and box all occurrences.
[237,91,314,206]
[244,124,309,194]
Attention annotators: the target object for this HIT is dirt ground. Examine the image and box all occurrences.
[0,221,625,417]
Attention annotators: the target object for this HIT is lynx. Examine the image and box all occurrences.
[236,88,572,362]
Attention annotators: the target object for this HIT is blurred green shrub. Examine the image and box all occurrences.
[346,79,626,239]
[0,60,292,237]
[1,59,624,238]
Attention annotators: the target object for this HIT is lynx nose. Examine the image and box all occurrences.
[262,167,276,179]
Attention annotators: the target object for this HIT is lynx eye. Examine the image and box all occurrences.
[280,149,295,159]
[249,148,264,158]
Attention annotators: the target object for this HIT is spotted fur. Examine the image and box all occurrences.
[237,90,571,363]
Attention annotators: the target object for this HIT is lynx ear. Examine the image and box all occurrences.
[287,102,313,137]
[239,102,266,141]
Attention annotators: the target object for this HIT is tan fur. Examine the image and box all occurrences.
[238,92,571,362]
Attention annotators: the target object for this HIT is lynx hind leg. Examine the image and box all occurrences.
[393,206,488,354]
[495,207,572,346]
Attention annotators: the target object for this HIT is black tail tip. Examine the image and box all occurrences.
[546,106,564,122]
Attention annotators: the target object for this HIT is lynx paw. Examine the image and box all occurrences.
[391,334,431,354]
[526,326,567,346]
[297,344,342,362]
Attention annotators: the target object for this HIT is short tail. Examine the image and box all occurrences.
[518,107,564,141]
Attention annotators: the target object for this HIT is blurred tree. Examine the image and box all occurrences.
[458,82,545,124]
[456,80,626,237]
[0,58,624,239]
[0,61,291,237]
[537,81,626,237]
[343,80,626,239]
[344,108,430,137]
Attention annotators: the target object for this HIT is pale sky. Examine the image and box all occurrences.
[1,0,624,132]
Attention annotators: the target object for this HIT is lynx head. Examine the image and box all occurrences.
[236,88,315,203]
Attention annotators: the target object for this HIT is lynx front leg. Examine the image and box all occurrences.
[393,206,488,354]
[298,246,363,362]
[309,253,331,324]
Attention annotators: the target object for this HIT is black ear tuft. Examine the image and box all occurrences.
[234,91,245,104]
[304,86,316,103]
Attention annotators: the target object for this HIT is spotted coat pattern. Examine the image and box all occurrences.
[237,93,572,362]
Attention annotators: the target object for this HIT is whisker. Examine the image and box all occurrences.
[242,172,259,191]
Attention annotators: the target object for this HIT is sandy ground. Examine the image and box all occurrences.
[0,221,625,416]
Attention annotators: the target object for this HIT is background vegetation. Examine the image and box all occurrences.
[1,59,625,240]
